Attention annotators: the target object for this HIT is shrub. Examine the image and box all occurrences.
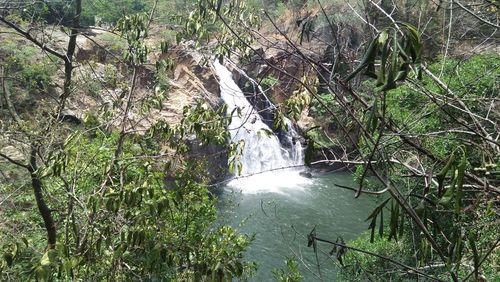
[272,257,304,282]
[0,40,57,91]
[337,232,412,281]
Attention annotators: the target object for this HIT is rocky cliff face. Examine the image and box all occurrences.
[0,15,364,179]
[0,24,230,183]
[237,14,364,166]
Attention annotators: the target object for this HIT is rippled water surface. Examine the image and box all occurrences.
[216,170,377,281]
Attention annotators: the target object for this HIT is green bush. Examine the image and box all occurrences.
[347,53,500,281]
[309,92,335,118]
[103,64,118,88]
[0,40,57,91]
[81,0,149,26]
[306,127,336,149]
[272,257,304,282]
[382,53,499,161]
[337,232,412,281]
[0,131,255,280]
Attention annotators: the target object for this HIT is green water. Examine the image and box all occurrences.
[216,171,377,281]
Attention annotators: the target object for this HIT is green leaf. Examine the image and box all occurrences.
[439,170,457,205]
[379,207,384,238]
[345,38,378,81]
[454,148,466,214]
[366,198,390,242]
[367,97,378,133]
[389,200,400,241]
[3,253,13,267]
[436,152,455,195]
[468,234,480,280]
[378,30,389,45]
[40,251,50,266]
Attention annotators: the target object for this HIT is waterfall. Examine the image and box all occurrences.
[213,60,304,177]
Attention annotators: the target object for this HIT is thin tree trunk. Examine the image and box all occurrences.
[57,0,82,118]
[1,67,21,124]
[28,145,57,249]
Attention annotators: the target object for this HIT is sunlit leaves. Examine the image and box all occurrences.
[285,75,315,121]
[180,100,229,145]
[286,87,312,121]
[272,257,304,282]
[117,13,149,65]
[436,147,467,214]
[228,140,245,175]
[273,109,287,131]
[177,0,261,61]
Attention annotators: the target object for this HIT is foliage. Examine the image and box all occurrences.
[309,92,335,118]
[177,0,261,61]
[2,1,500,281]
[305,127,336,149]
[0,4,254,281]
[383,53,499,160]
[0,40,57,91]
[117,13,150,65]
[344,42,500,280]
[81,0,149,26]
[272,257,303,282]
[17,0,149,26]
[0,131,254,280]
[285,78,313,121]
[345,22,423,91]
[103,64,119,88]
[336,232,411,281]
[260,75,279,92]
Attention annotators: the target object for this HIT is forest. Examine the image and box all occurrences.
[0,0,498,281]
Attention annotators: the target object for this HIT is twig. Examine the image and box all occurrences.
[0,67,22,124]
[312,235,445,281]
[454,0,500,29]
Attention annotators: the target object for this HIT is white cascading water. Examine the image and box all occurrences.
[213,60,311,193]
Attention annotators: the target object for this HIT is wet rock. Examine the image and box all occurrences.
[299,171,313,178]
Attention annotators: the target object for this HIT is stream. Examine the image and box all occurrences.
[216,170,376,281]
[213,60,376,280]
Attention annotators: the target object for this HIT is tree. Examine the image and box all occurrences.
[179,0,499,280]
[0,0,82,250]
[0,1,254,280]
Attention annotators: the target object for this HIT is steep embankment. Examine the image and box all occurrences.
[237,7,365,168]
[0,23,230,183]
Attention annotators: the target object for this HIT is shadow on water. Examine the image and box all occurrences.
[215,171,377,281]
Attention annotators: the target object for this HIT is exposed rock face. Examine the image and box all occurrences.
[236,17,365,167]
[187,139,228,183]
[75,29,122,63]
[1,25,231,183]
[64,33,223,131]
[244,41,319,105]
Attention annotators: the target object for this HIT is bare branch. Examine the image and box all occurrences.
[0,17,66,60]
[454,0,500,29]
[0,151,28,169]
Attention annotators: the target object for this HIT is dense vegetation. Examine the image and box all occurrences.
[1,0,498,281]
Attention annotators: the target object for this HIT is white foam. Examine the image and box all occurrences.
[213,60,309,194]
[213,61,304,175]
[224,169,313,195]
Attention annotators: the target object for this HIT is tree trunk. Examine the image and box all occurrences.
[1,67,21,124]
[58,0,82,117]
[29,145,57,249]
